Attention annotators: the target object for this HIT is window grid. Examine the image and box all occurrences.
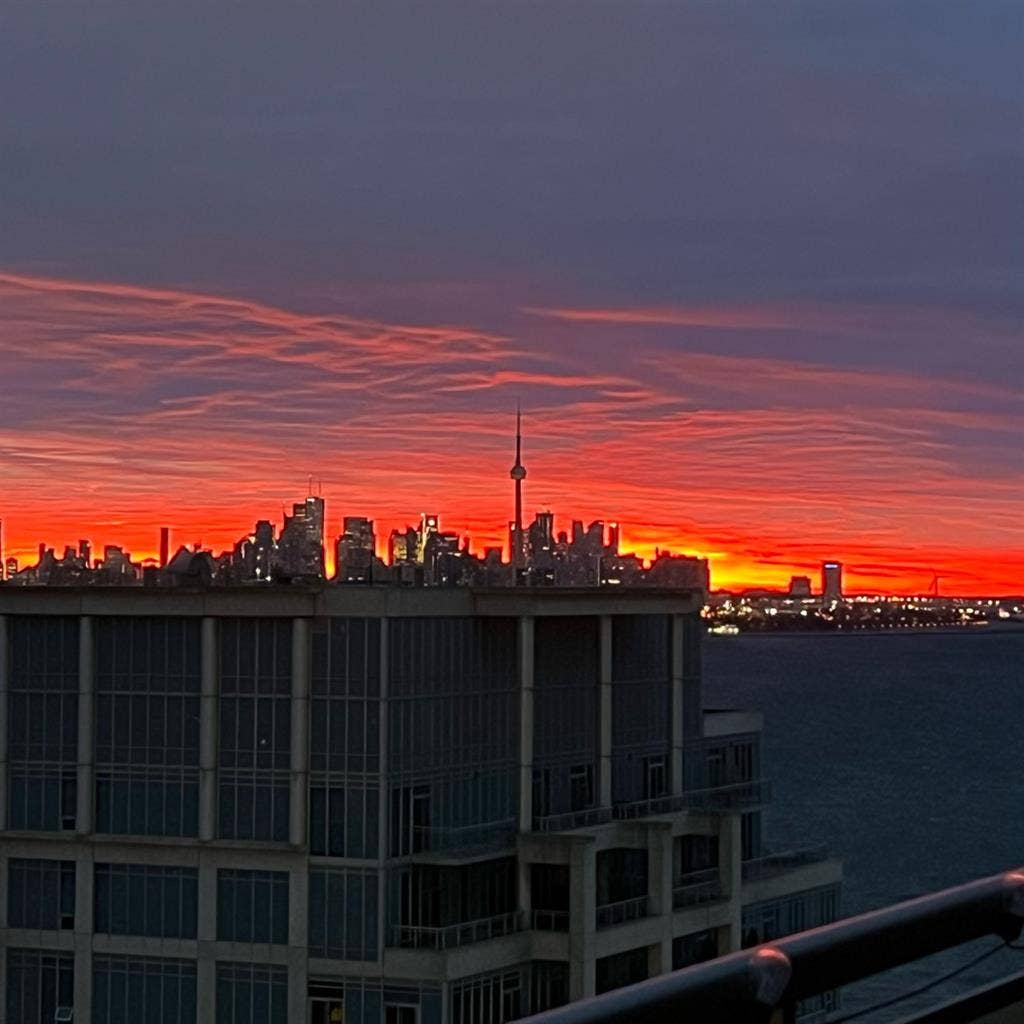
[7,616,79,831]
[6,948,74,1024]
[94,617,202,838]
[93,955,197,1024]
[216,962,288,1024]
[94,863,198,939]
[218,619,292,842]
[450,968,525,1024]
[308,869,379,961]
[217,870,289,945]
[8,858,76,930]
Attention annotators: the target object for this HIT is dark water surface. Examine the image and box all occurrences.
[703,630,1024,1019]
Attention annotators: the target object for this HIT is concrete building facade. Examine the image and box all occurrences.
[0,586,840,1024]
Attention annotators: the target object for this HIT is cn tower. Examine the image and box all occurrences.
[510,405,527,580]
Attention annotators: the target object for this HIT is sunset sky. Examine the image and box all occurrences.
[2,3,1022,594]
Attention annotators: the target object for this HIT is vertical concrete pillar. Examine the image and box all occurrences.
[720,814,743,951]
[196,958,217,1022]
[199,617,219,842]
[290,617,310,847]
[73,847,95,1023]
[76,616,94,835]
[598,615,613,809]
[517,616,535,832]
[288,865,309,1024]
[647,823,675,979]
[378,618,390,943]
[670,614,685,796]
[0,615,8,830]
[196,849,218,1020]
[568,839,597,1000]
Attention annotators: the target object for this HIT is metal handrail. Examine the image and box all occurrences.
[673,867,725,908]
[682,779,772,811]
[531,908,571,932]
[533,807,614,832]
[595,895,649,929]
[516,869,1024,1023]
[742,845,831,882]
[612,794,688,820]
[391,910,522,950]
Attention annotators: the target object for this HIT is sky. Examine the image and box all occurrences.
[1,1,1022,594]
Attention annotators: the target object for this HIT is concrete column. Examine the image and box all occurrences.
[568,839,597,1000]
[670,614,685,795]
[73,846,95,1024]
[720,814,743,951]
[378,618,389,943]
[517,616,535,832]
[647,822,674,917]
[196,956,216,1022]
[199,617,219,842]
[76,616,94,835]
[290,618,311,847]
[288,865,309,1024]
[0,615,8,830]
[598,615,613,809]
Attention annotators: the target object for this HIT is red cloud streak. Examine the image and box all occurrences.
[1,274,1021,595]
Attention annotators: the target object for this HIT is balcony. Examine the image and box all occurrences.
[408,819,517,854]
[533,807,613,832]
[596,895,649,930]
[742,844,831,883]
[531,908,570,931]
[390,910,523,950]
[612,794,688,820]
[682,779,771,812]
[673,868,725,909]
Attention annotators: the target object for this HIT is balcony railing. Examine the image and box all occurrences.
[673,868,725,908]
[596,895,649,930]
[533,807,614,832]
[408,819,517,853]
[682,779,771,812]
[612,794,688,820]
[517,868,1024,1024]
[390,910,523,950]
[742,844,831,883]
[531,908,571,932]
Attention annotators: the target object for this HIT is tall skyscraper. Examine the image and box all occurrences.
[159,526,170,567]
[510,406,527,579]
[822,561,843,602]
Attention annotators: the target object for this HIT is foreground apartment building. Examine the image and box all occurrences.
[0,586,840,1023]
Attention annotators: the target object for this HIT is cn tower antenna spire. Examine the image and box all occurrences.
[510,402,527,582]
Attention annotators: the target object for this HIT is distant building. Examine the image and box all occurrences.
[789,575,812,598]
[335,516,376,583]
[276,496,325,580]
[821,561,843,602]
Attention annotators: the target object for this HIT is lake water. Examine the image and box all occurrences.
[703,629,1024,1020]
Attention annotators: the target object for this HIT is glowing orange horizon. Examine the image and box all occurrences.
[1,271,1021,597]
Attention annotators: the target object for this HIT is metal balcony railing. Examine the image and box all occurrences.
[682,779,772,812]
[390,910,522,950]
[408,819,517,853]
[612,794,688,820]
[531,908,571,932]
[673,868,725,908]
[533,807,613,832]
[742,844,831,883]
[596,895,649,930]
[516,869,1024,1024]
